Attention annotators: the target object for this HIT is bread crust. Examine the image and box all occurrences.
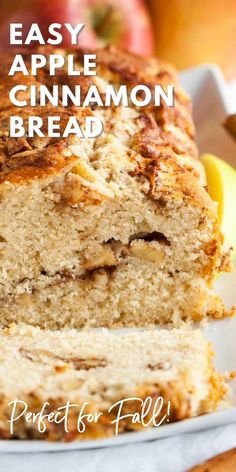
[1,47,201,196]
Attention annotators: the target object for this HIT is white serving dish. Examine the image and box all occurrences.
[0,64,235,452]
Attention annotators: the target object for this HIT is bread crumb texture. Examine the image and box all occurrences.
[0,47,232,327]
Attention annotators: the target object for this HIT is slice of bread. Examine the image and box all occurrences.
[0,47,232,328]
[0,325,227,440]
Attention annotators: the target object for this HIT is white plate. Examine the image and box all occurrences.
[0,65,235,452]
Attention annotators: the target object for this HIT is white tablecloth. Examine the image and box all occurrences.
[0,423,236,472]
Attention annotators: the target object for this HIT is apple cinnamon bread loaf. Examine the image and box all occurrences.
[0,324,228,440]
[0,47,231,328]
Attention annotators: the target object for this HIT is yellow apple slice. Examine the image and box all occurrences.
[201,153,236,258]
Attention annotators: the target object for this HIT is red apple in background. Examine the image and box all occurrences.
[0,0,154,56]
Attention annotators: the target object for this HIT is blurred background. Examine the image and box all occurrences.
[0,0,236,78]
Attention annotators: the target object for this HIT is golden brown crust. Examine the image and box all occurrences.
[0,371,227,441]
[0,46,200,190]
[0,386,174,440]
[0,141,78,184]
